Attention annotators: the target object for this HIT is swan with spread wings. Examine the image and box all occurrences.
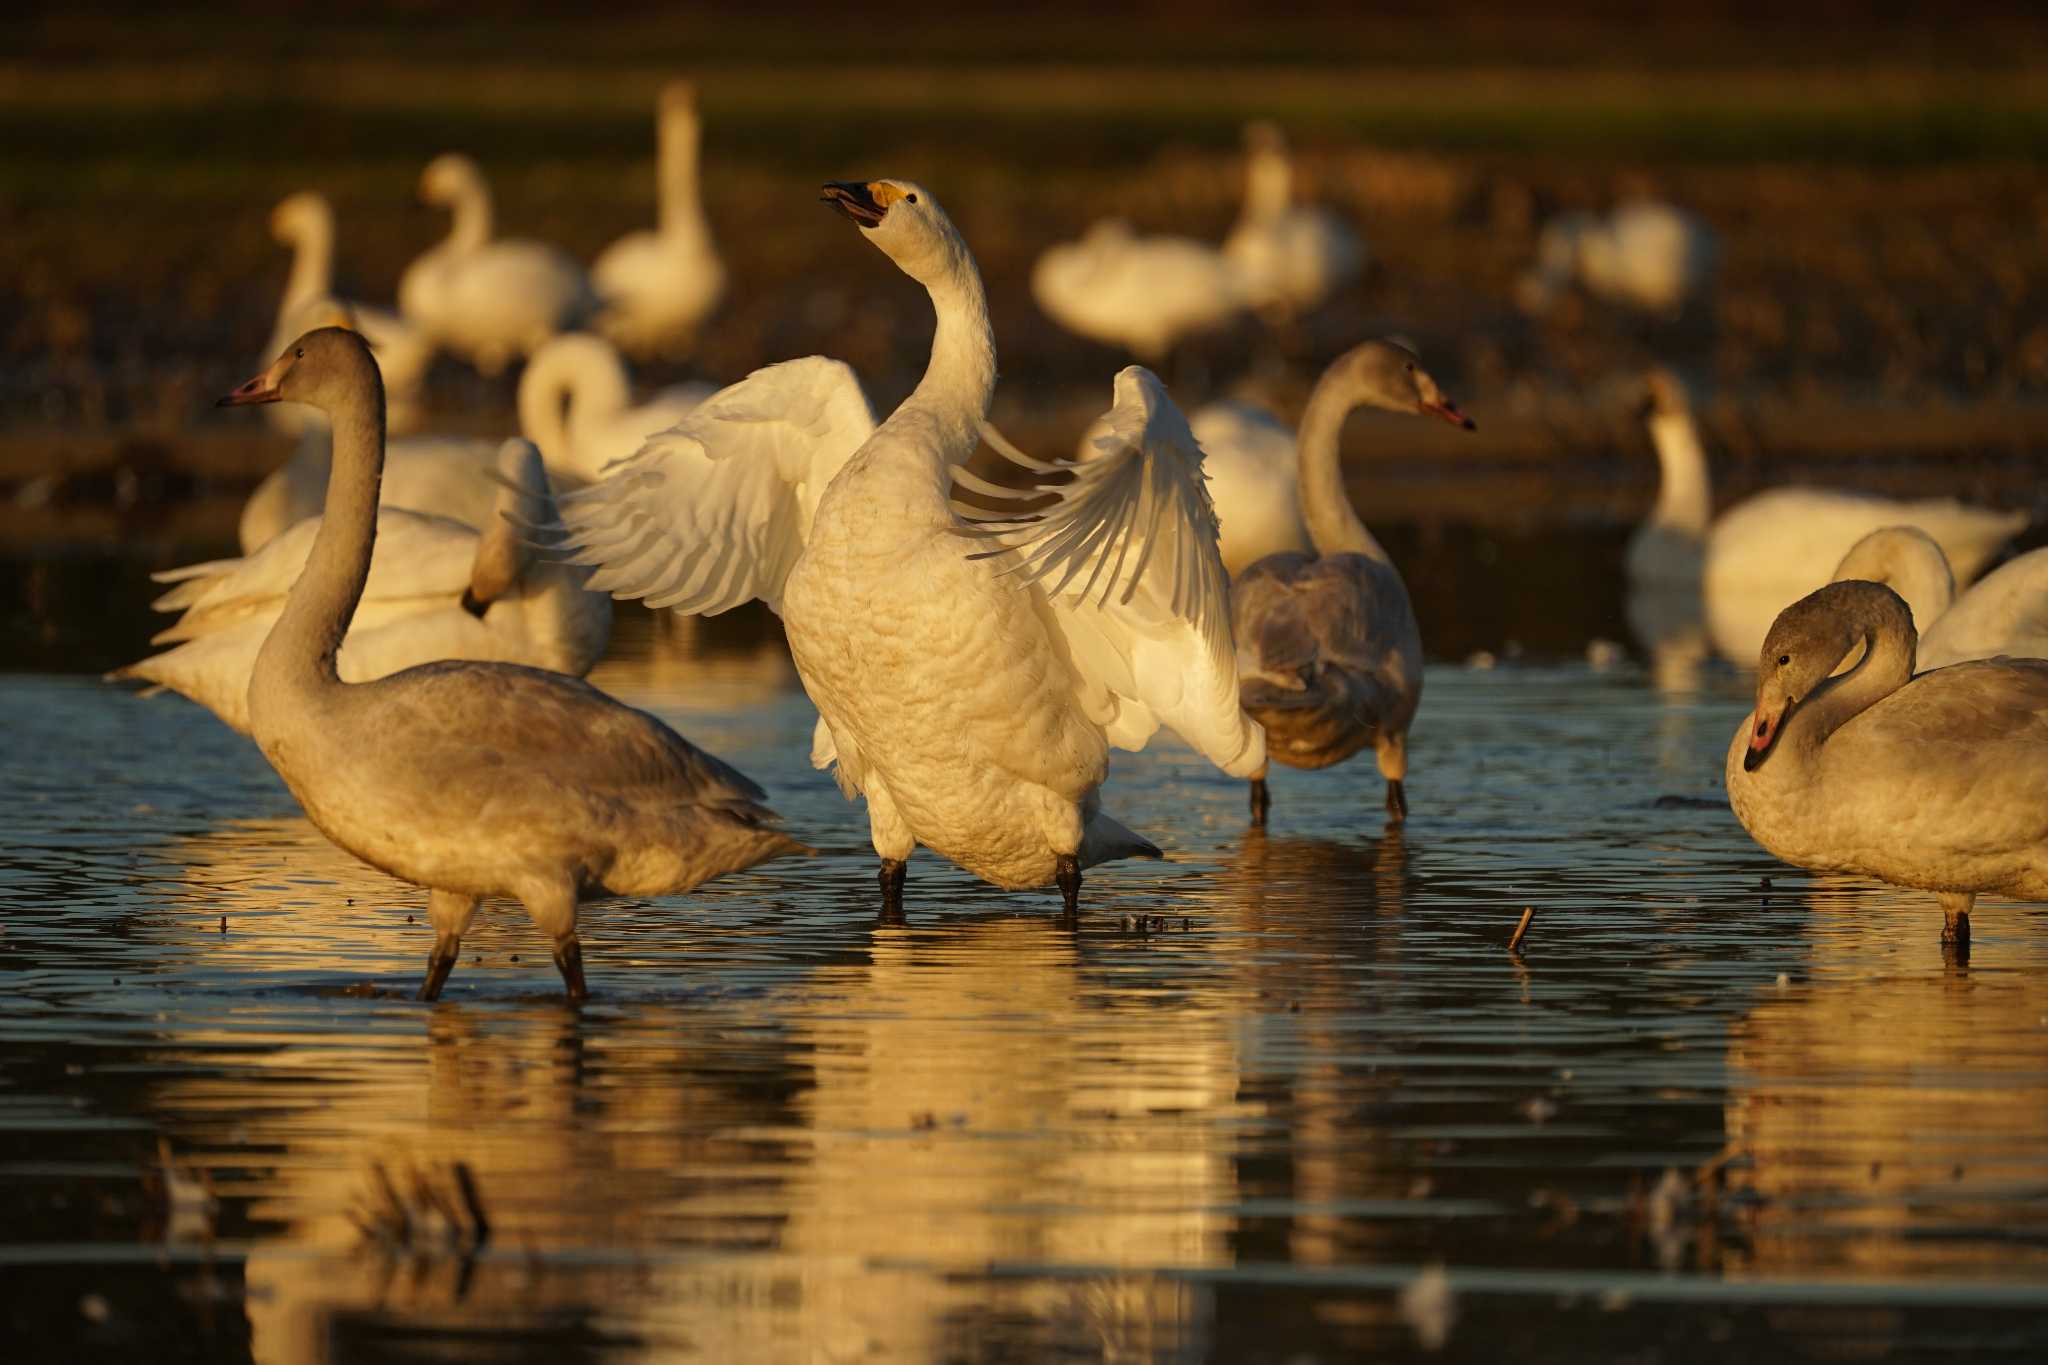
[552,178,1262,917]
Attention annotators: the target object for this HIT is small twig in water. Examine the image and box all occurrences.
[1507,907,1535,953]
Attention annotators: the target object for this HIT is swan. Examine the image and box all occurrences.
[1831,526,2048,671]
[211,328,801,1000]
[555,179,1261,917]
[1031,218,1247,364]
[397,154,594,376]
[1727,579,2048,949]
[118,438,612,736]
[1221,121,1365,322]
[266,192,433,434]
[516,332,714,487]
[1634,370,2026,665]
[1519,200,1718,318]
[1231,341,1474,826]
[590,80,726,360]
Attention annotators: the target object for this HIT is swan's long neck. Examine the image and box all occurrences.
[1245,147,1293,222]
[281,211,334,316]
[519,341,630,466]
[657,109,709,243]
[871,236,996,513]
[445,181,493,254]
[252,370,385,706]
[1646,410,1711,537]
[1784,609,1916,762]
[1296,377,1385,563]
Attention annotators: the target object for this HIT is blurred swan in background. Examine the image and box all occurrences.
[1222,121,1364,323]
[1519,199,1718,318]
[1032,218,1247,365]
[1231,340,1473,827]
[211,329,801,1001]
[267,192,432,434]
[1727,580,2048,950]
[560,179,1260,916]
[118,438,611,735]
[1183,401,1314,575]
[1630,369,2025,665]
[398,153,595,376]
[591,80,726,360]
[516,332,714,486]
[1830,525,2048,671]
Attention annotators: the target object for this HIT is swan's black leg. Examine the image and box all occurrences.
[420,935,460,1002]
[552,938,589,1004]
[1249,778,1271,828]
[1385,779,1408,824]
[1055,854,1082,925]
[879,859,907,925]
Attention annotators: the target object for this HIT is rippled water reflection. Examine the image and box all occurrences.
[5,637,2048,1362]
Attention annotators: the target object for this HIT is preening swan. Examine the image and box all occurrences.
[267,193,433,434]
[119,438,611,735]
[398,154,595,376]
[1831,526,2048,671]
[516,332,713,487]
[1727,580,2048,950]
[1222,121,1365,322]
[214,329,801,1001]
[1230,341,1473,827]
[590,80,726,360]
[557,179,1260,917]
[1519,200,1718,318]
[1031,218,1246,364]
[1634,371,2025,665]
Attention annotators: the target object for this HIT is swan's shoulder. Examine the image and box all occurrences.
[1234,551,1413,672]
[1841,658,2048,760]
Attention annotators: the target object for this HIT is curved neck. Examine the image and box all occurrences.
[519,342,631,462]
[1646,411,1711,535]
[1296,377,1385,562]
[885,247,997,487]
[1785,615,1916,761]
[253,373,385,705]
[443,181,492,253]
[280,213,333,316]
[1245,148,1292,221]
[657,109,708,241]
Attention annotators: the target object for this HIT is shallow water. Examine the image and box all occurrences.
[5,634,2048,1363]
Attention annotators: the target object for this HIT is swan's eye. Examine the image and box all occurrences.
[294,347,305,359]
[906,193,918,204]
[1777,654,1790,666]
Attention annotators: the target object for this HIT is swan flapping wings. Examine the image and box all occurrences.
[956,366,1264,777]
[547,357,876,615]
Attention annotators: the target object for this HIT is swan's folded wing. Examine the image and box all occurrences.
[545,357,875,616]
[959,366,1264,776]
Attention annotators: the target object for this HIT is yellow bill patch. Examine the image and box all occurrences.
[868,182,908,207]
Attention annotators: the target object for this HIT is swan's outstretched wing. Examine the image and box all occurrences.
[958,366,1264,776]
[547,358,875,616]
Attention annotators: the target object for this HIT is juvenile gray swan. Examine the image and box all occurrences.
[1232,340,1473,827]
[1727,579,2048,950]
[218,328,807,1002]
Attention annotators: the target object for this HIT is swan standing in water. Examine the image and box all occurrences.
[557,180,1260,917]
[1222,121,1364,324]
[516,333,714,487]
[1727,580,2048,950]
[1031,218,1247,366]
[1831,526,2048,670]
[266,193,433,434]
[591,81,726,360]
[1633,370,2025,665]
[1231,341,1474,827]
[398,154,595,376]
[215,329,801,1000]
[118,438,611,735]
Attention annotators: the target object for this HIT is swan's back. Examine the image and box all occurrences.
[1920,548,2048,670]
[1032,225,1243,357]
[1187,401,1312,574]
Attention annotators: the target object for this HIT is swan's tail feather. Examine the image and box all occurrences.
[1078,812,1163,870]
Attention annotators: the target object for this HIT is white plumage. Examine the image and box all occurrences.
[1031,219,1246,364]
[591,81,726,360]
[1830,526,2048,671]
[1520,200,1718,318]
[1222,121,1364,322]
[515,332,715,488]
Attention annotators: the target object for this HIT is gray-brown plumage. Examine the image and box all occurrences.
[1231,341,1474,826]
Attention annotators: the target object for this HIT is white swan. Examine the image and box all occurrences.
[590,80,726,360]
[397,154,594,376]
[1831,526,2048,671]
[119,438,612,736]
[1184,401,1314,575]
[516,332,714,487]
[1519,200,1718,318]
[1231,341,1473,826]
[266,192,433,434]
[1727,579,2048,949]
[1634,371,2026,665]
[1031,218,1246,364]
[211,329,801,1000]
[1221,121,1365,322]
[557,179,1261,916]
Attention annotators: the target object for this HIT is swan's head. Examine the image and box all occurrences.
[1830,526,1955,632]
[219,327,381,414]
[660,79,699,119]
[821,179,967,286]
[1244,120,1287,155]
[269,191,331,244]
[1639,367,1691,419]
[1744,580,1914,772]
[419,153,484,205]
[1328,340,1474,430]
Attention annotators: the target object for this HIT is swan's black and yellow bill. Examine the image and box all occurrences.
[821,181,887,228]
